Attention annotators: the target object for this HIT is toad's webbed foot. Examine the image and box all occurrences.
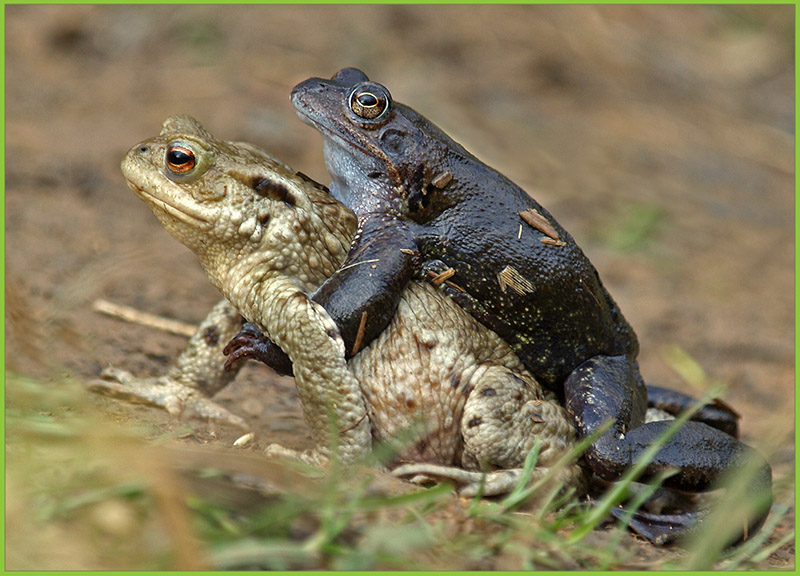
[586,483,703,546]
[223,322,293,376]
[89,299,248,430]
[611,507,705,546]
[263,443,328,468]
[90,367,247,429]
[565,355,772,546]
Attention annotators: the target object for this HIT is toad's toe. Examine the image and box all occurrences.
[89,368,249,430]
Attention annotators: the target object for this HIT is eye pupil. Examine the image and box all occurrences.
[357,92,378,107]
[168,149,190,165]
[166,145,196,174]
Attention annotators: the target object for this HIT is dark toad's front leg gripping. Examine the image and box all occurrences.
[565,355,772,545]
[224,216,419,374]
[311,215,419,357]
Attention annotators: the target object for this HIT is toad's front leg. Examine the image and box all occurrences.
[225,216,419,376]
[246,280,372,466]
[89,299,249,429]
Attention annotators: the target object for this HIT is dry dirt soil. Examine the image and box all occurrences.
[5,4,795,569]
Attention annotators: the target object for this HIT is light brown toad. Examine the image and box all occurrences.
[102,115,584,496]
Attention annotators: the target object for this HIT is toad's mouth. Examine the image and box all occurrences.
[126,181,212,226]
[299,112,371,155]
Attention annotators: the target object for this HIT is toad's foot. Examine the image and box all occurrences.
[89,299,248,429]
[90,367,248,429]
[392,462,585,498]
[263,443,328,468]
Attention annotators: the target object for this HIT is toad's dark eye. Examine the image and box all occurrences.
[349,83,391,121]
[166,146,196,174]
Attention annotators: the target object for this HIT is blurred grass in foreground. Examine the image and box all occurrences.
[5,370,792,570]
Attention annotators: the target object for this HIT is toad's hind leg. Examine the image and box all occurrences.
[646,384,740,438]
[565,355,772,545]
[460,366,575,470]
[394,365,585,498]
[88,299,249,429]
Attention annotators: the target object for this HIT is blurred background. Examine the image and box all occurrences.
[5,5,794,569]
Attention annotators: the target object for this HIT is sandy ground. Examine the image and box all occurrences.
[5,4,794,569]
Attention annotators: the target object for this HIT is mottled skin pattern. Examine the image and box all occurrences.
[112,115,584,494]
[229,68,768,545]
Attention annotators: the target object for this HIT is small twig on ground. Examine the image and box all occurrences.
[92,298,197,338]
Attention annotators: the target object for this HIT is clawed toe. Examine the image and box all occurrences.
[223,336,259,370]
[222,342,254,371]
[223,323,266,369]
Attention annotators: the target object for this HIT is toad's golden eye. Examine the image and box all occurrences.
[166,145,196,174]
[349,84,390,120]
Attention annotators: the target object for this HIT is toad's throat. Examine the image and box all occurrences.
[296,111,402,187]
